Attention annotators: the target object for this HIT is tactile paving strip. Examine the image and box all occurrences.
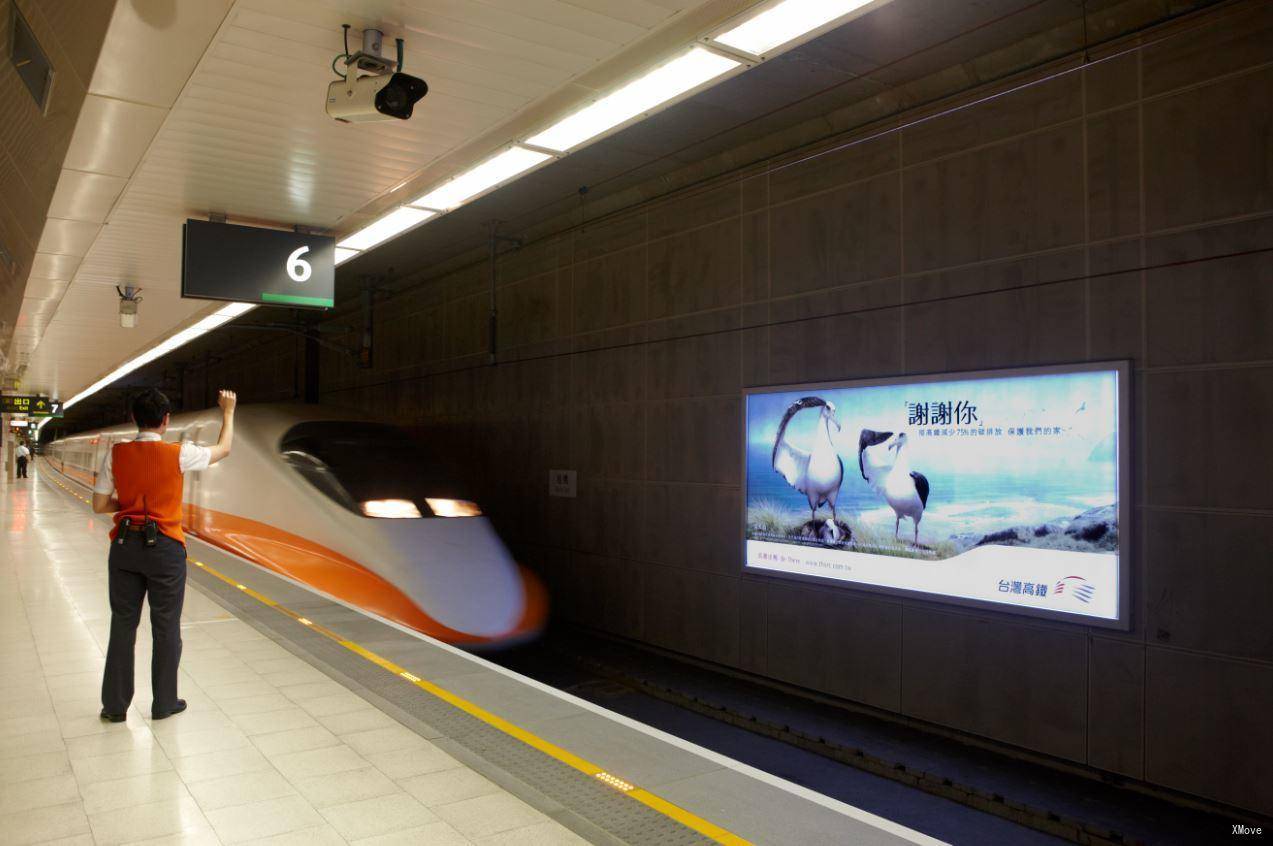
[190,564,715,846]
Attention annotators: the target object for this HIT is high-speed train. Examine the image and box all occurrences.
[44,404,547,648]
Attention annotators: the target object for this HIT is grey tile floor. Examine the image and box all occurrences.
[0,469,590,846]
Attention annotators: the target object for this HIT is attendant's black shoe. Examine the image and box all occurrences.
[99,710,126,723]
[152,699,187,720]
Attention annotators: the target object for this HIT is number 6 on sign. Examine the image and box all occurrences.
[183,220,334,309]
[287,246,312,282]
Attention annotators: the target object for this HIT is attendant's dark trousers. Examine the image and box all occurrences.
[101,532,187,715]
[16,457,27,477]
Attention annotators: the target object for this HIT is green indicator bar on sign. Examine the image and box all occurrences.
[261,292,334,307]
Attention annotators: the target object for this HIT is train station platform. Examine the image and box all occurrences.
[2,462,944,846]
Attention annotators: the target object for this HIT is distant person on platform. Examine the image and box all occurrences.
[92,388,236,722]
[15,440,30,478]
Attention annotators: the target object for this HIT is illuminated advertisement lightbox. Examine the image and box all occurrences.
[743,362,1131,628]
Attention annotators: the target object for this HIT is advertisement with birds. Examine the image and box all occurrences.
[743,364,1129,627]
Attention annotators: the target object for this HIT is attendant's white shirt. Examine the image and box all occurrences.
[93,431,211,495]
[15,445,29,459]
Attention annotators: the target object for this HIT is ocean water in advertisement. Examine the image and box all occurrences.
[744,367,1125,624]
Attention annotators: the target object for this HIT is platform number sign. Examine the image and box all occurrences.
[287,247,313,283]
[182,219,335,310]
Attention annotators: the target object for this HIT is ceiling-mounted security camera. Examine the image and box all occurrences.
[327,72,426,122]
[117,285,141,328]
[326,25,427,123]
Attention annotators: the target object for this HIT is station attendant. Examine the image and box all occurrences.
[15,440,30,478]
[92,388,236,722]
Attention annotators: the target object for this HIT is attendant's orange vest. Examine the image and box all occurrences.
[109,441,185,545]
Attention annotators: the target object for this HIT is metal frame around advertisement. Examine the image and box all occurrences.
[740,359,1133,631]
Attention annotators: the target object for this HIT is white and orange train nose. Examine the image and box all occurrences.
[46,405,548,648]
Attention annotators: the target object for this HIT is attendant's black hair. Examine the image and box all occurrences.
[131,388,171,429]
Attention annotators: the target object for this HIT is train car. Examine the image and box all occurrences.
[44,404,547,648]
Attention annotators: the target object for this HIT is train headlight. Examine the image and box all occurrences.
[361,499,422,518]
[425,498,482,517]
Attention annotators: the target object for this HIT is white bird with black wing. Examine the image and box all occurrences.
[858,430,929,545]
[772,397,844,522]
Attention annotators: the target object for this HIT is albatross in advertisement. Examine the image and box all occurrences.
[859,429,929,545]
[772,397,844,523]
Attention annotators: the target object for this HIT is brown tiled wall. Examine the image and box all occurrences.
[207,3,1273,816]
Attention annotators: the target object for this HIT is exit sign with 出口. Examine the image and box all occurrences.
[1,396,62,417]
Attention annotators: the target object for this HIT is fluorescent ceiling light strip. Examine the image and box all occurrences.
[409,146,552,211]
[334,4,881,260]
[338,206,435,251]
[713,0,876,56]
[527,48,739,152]
[217,302,256,318]
[62,303,256,410]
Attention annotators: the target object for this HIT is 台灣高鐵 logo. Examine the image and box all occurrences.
[1054,575,1095,604]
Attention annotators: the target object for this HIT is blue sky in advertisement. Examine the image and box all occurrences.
[746,369,1121,545]
[747,370,1118,476]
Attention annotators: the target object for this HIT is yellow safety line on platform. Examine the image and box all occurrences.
[50,475,92,505]
[43,462,748,843]
[187,557,750,845]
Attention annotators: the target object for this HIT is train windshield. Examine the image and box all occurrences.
[279,422,475,518]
